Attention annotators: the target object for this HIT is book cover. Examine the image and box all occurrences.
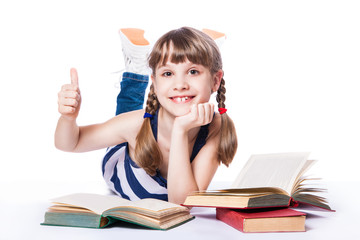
[216,208,306,233]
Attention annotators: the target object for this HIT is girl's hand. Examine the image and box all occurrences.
[57,68,81,120]
[174,103,215,132]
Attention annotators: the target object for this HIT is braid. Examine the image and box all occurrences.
[145,84,160,115]
[216,78,226,109]
[135,83,162,176]
[215,77,237,166]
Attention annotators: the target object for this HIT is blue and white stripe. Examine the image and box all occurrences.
[102,143,168,201]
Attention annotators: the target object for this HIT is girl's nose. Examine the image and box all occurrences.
[173,75,189,91]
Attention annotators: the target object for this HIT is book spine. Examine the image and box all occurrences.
[216,208,244,232]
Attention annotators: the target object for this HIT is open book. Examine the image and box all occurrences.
[42,193,194,230]
[183,152,332,210]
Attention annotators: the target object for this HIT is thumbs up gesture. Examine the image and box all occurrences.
[57,68,82,120]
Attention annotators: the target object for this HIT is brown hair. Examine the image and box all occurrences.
[135,27,237,175]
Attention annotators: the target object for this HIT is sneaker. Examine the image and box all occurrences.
[119,28,151,75]
[202,28,226,49]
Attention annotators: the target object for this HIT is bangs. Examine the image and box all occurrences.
[149,27,221,74]
[159,38,213,67]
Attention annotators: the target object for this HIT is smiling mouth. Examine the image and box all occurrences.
[170,96,194,103]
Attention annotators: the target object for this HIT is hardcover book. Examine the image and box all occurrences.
[216,208,306,233]
[41,193,193,230]
[183,152,332,210]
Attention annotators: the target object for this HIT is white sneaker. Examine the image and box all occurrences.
[119,28,151,75]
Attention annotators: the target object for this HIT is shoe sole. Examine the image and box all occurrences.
[202,28,226,40]
[119,28,150,46]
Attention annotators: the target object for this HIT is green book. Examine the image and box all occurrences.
[41,193,194,230]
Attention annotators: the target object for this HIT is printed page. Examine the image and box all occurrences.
[52,193,132,215]
[51,193,185,215]
[231,152,310,195]
[298,159,317,178]
[129,198,187,212]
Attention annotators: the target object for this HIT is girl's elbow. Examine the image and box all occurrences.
[54,143,72,152]
[168,188,198,205]
[168,195,186,205]
[54,140,78,153]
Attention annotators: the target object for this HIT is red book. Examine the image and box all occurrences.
[216,208,306,233]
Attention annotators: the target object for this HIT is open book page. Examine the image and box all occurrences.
[291,160,317,194]
[297,159,317,179]
[231,152,310,195]
[127,198,188,212]
[52,193,133,215]
[51,193,187,215]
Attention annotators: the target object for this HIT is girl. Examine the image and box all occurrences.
[55,27,237,204]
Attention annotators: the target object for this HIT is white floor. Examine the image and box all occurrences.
[1,1,360,239]
[1,180,359,240]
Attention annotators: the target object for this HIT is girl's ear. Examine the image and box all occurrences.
[212,70,223,92]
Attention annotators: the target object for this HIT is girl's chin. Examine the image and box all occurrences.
[161,106,192,117]
[172,109,191,117]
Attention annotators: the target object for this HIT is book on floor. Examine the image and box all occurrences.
[216,208,306,233]
[183,152,332,210]
[41,193,194,230]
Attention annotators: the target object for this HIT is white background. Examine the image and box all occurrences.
[0,0,359,192]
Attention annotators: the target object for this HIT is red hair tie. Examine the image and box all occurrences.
[218,108,227,115]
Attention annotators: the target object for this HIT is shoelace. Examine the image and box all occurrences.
[112,48,149,89]
[122,45,150,73]
[112,69,124,89]
[113,32,151,88]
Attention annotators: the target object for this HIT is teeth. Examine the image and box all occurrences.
[174,97,189,102]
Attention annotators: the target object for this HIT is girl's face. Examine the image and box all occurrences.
[152,58,223,117]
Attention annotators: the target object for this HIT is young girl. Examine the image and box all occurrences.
[55,27,237,204]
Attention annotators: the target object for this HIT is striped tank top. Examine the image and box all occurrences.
[102,110,210,201]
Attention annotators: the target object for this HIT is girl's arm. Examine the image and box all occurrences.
[167,104,220,204]
[55,112,141,152]
[55,68,141,152]
[55,68,82,151]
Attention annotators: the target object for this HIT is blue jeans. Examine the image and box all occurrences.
[116,72,149,115]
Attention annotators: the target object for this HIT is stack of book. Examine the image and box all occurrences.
[41,152,333,232]
[183,152,333,233]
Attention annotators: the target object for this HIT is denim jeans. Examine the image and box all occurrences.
[116,72,149,115]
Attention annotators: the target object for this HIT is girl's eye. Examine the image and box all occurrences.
[162,71,172,77]
[189,69,199,75]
